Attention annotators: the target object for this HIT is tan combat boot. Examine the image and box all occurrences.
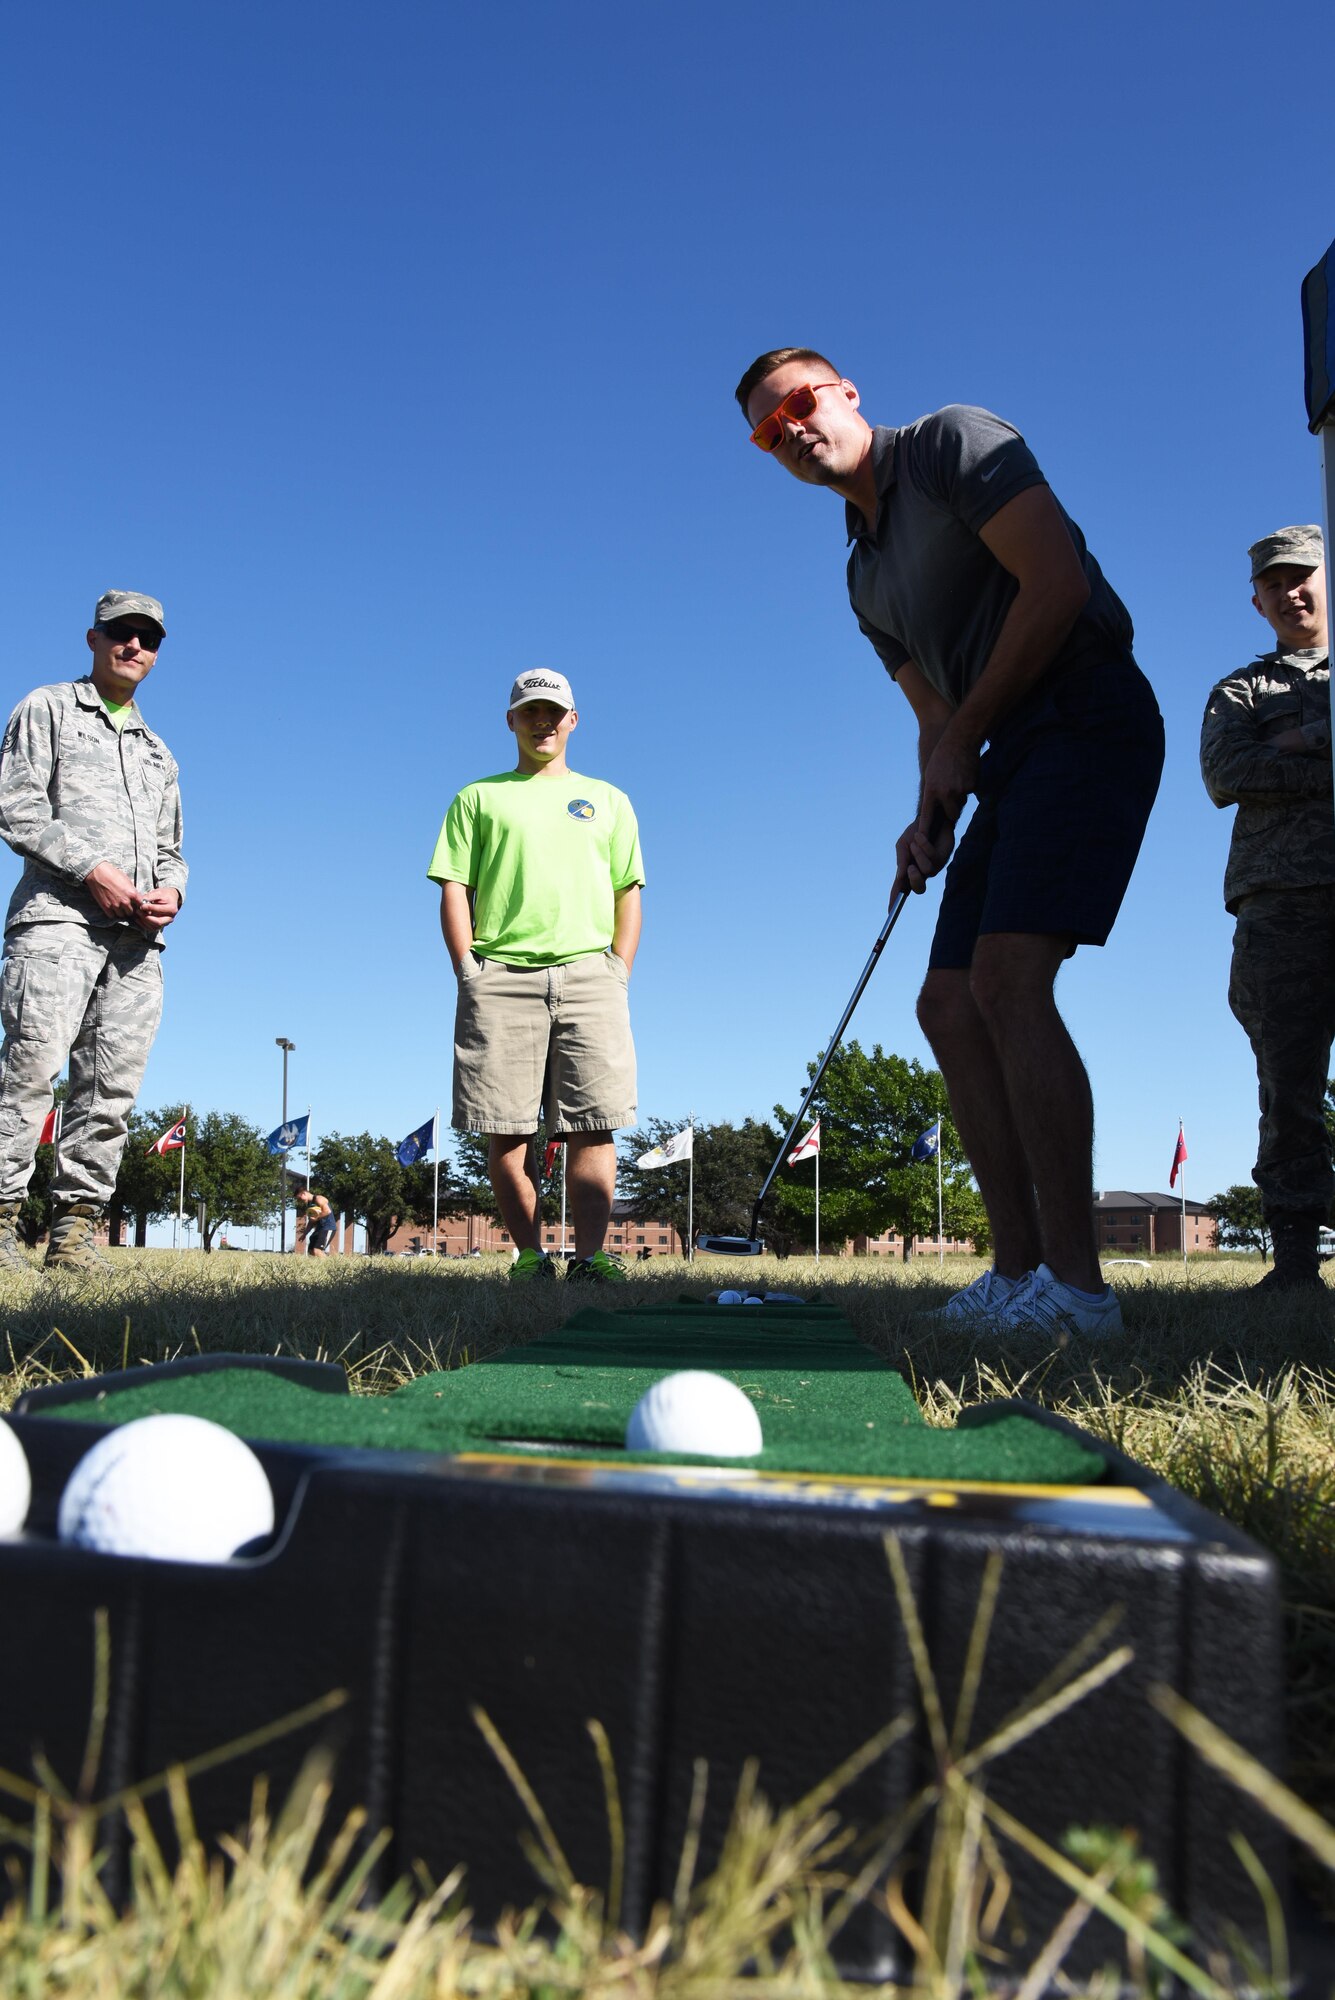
[44,1202,113,1274]
[0,1202,34,1278]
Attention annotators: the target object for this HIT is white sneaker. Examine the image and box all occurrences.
[928,1266,1027,1324]
[994,1263,1124,1338]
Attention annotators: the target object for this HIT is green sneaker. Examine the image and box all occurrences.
[509,1248,556,1283]
[565,1250,627,1285]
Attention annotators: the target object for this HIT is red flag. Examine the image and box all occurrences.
[543,1139,562,1178]
[1169,1124,1187,1189]
[147,1112,187,1156]
[38,1104,60,1147]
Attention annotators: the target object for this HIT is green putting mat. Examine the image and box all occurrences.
[43,1302,1108,1485]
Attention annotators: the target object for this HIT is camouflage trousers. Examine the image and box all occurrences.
[0,922,163,1206]
[1228,887,1335,1219]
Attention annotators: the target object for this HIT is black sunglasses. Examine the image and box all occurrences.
[99,619,163,649]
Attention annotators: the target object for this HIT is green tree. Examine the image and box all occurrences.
[1207,1185,1270,1260]
[110,1105,188,1247]
[452,1126,566,1230]
[184,1111,281,1251]
[772,1041,988,1259]
[311,1131,467,1254]
[618,1118,779,1252]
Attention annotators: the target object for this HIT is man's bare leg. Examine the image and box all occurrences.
[917,967,1043,1279]
[565,1131,616,1259]
[967,933,1102,1293]
[488,1135,542,1251]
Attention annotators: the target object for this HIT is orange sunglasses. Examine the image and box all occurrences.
[749,379,846,452]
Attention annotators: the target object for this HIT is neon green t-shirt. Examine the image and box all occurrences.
[101,697,132,733]
[427,769,645,966]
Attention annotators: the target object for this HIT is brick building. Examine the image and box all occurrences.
[304,1197,683,1259]
[1095,1190,1216,1256]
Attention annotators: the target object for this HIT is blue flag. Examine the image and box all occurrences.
[911,1120,941,1162]
[395,1115,436,1167]
[267,1113,310,1155]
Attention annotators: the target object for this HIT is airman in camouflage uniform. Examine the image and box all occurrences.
[1201,526,1333,1292]
[0,591,187,1274]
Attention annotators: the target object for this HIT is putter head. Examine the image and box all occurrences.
[696,1233,764,1256]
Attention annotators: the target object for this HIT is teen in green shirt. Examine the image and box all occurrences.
[429,669,644,1283]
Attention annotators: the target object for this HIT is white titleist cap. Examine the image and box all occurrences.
[508,668,574,711]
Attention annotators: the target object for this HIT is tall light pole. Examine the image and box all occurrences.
[276,1036,295,1252]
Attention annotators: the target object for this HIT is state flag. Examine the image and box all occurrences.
[267,1113,310,1155]
[911,1120,941,1162]
[1169,1124,1188,1189]
[147,1112,187,1156]
[395,1115,437,1167]
[636,1125,693,1169]
[38,1104,62,1148]
[543,1139,563,1178]
[787,1121,820,1166]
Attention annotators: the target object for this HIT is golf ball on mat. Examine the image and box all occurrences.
[58,1414,275,1562]
[0,1419,31,1536]
[625,1372,764,1458]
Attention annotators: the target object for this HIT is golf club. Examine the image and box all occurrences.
[697,821,943,1256]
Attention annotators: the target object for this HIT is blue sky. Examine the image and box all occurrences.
[4,0,1332,1214]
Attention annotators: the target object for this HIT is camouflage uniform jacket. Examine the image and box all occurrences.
[1200,648,1334,911]
[0,677,187,936]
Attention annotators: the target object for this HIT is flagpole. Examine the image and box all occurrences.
[177,1123,186,1251]
[937,1124,943,1267]
[814,1142,820,1264]
[560,1142,567,1254]
[687,1116,694,1262]
[1179,1118,1187,1272]
[432,1108,440,1254]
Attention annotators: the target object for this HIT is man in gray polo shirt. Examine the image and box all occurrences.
[1201,525,1333,1293]
[738,349,1163,1337]
[0,589,186,1274]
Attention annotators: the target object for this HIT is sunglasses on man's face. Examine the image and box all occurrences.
[100,620,163,650]
[749,380,845,452]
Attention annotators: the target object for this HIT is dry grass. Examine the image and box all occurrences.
[0,1539,1301,2000]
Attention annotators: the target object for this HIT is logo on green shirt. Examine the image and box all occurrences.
[568,799,595,821]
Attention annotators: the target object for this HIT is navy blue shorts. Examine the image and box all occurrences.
[928,643,1164,971]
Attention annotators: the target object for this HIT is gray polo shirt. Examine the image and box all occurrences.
[845,408,1134,707]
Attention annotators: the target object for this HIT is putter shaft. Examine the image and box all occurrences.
[748,884,913,1240]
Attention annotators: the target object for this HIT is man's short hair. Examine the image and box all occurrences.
[734,348,843,418]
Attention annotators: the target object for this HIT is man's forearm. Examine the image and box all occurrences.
[440,883,475,971]
[612,886,642,972]
[943,576,1088,755]
[1201,729,1335,806]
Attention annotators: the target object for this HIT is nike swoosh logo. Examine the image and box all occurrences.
[980,464,1003,482]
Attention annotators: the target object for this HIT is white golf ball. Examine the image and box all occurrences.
[0,1419,31,1535]
[625,1372,764,1458]
[716,1290,743,1305]
[58,1414,275,1562]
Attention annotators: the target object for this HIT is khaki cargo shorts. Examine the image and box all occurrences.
[452,950,637,1136]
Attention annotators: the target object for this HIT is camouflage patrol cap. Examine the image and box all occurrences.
[1248,526,1325,581]
[93,588,166,636]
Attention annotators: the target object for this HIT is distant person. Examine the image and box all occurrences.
[736,351,1164,1336]
[298,1188,337,1257]
[1201,525,1333,1293]
[429,670,644,1283]
[0,590,186,1275]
